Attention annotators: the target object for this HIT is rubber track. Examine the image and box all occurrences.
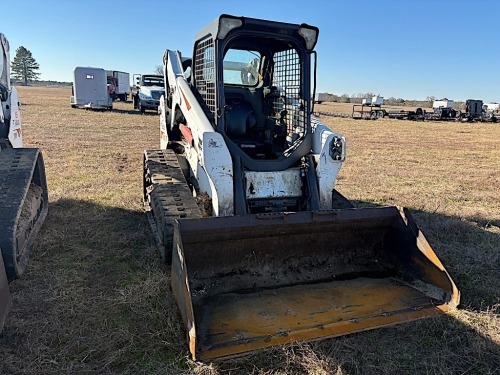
[0,148,48,279]
[143,149,202,262]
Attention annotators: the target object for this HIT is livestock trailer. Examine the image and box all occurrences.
[70,67,113,110]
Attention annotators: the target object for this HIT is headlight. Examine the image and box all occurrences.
[298,25,319,50]
[139,92,152,100]
[329,136,345,161]
[218,16,243,39]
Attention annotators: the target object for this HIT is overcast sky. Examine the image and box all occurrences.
[3,0,499,101]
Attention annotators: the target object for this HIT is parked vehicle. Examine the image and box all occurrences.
[70,67,113,110]
[131,74,164,113]
[483,102,499,112]
[106,70,130,101]
[314,92,328,104]
[483,102,500,122]
[458,99,484,121]
[428,99,458,120]
[144,15,460,361]
[0,33,48,332]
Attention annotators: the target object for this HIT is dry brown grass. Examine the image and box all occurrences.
[0,86,498,374]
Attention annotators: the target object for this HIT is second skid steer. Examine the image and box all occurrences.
[143,15,460,361]
[0,33,48,332]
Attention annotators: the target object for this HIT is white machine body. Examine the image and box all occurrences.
[160,49,345,216]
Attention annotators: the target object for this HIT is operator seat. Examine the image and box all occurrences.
[224,98,257,138]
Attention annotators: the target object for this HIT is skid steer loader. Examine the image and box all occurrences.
[0,33,48,332]
[143,15,460,361]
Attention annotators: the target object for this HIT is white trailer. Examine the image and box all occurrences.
[113,71,130,101]
[70,67,112,110]
[362,96,384,107]
[483,102,499,112]
[433,99,454,109]
[314,93,328,104]
[106,70,130,101]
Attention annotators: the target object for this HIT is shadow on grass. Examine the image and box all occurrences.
[0,199,188,375]
[0,198,498,374]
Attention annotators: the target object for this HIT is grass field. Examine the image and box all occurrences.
[0,86,498,375]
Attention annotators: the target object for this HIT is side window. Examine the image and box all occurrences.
[194,37,216,115]
[203,46,215,83]
[223,49,261,86]
[272,48,305,134]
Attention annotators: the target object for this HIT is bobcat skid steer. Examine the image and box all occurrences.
[0,33,48,332]
[143,15,460,361]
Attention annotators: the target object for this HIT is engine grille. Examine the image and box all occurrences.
[151,91,163,100]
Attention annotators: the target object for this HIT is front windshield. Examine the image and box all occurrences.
[142,76,164,86]
[223,49,261,86]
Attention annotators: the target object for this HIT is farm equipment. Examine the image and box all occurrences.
[385,108,425,120]
[352,104,385,119]
[353,96,426,120]
[426,99,458,120]
[352,96,385,119]
[458,99,484,122]
[483,102,499,122]
[352,104,425,121]
[483,102,499,112]
[143,15,460,361]
[428,99,491,122]
[131,74,164,113]
[70,67,113,109]
[0,33,48,332]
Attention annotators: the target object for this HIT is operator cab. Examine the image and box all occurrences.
[191,15,318,171]
[221,42,306,161]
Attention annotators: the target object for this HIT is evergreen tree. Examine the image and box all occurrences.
[11,46,40,86]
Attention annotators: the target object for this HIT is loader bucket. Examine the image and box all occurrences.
[171,206,460,361]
